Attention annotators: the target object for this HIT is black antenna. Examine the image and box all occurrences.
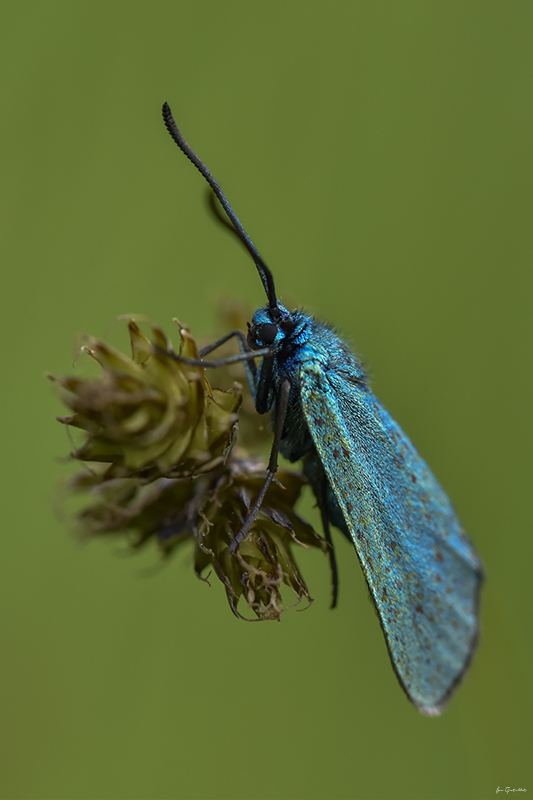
[162,102,279,318]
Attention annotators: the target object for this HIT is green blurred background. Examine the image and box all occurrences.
[1,2,531,798]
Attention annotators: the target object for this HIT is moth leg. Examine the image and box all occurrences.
[161,346,270,373]
[254,354,274,415]
[229,377,291,553]
[199,329,248,357]
[317,478,339,609]
[199,329,258,393]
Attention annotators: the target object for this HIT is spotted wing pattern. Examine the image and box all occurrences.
[300,361,483,714]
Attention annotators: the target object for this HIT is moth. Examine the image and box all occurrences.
[162,102,483,715]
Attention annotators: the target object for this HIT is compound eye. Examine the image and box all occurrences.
[259,322,278,345]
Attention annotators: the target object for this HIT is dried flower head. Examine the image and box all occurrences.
[52,319,241,480]
[52,316,327,620]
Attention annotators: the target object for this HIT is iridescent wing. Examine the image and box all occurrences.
[300,361,483,714]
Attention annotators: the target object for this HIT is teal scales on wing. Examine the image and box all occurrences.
[300,360,483,714]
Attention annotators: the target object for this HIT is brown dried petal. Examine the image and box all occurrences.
[194,463,327,621]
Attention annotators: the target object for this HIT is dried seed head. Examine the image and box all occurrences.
[53,316,327,621]
[52,319,241,480]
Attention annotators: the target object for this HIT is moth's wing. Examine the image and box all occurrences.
[300,361,483,715]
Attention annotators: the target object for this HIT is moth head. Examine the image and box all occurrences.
[247,303,295,350]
